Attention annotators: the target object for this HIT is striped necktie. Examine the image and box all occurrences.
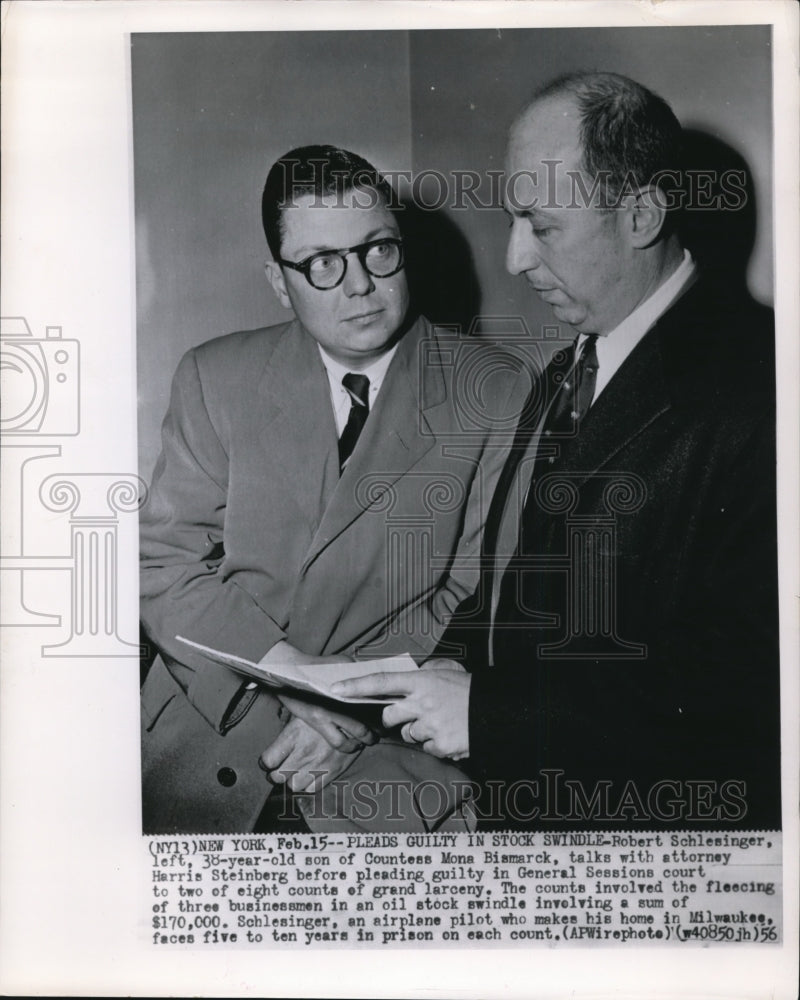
[518,333,599,549]
[338,372,370,471]
[539,334,598,441]
[492,334,600,631]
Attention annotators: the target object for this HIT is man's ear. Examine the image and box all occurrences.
[626,186,668,248]
[264,260,292,310]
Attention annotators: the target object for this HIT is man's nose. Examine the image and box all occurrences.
[506,220,539,276]
[342,252,374,296]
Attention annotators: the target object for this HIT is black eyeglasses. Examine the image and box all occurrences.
[276,237,404,290]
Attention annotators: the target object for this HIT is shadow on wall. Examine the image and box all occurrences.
[399,130,773,345]
[679,128,772,320]
[400,200,481,335]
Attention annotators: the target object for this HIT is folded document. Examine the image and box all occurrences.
[175,635,415,704]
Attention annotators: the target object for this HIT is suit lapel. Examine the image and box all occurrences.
[553,327,671,486]
[491,313,674,586]
[301,316,442,572]
[489,277,706,657]
[484,345,578,639]
[555,274,720,484]
[256,320,340,530]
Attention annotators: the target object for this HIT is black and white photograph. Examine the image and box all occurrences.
[2,2,798,997]
[136,26,781,833]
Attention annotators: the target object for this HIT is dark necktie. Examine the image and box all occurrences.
[491,334,599,549]
[520,334,598,540]
[492,335,599,638]
[338,372,370,471]
[539,334,599,445]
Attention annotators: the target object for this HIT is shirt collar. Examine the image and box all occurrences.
[317,343,399,394]
[579,249,697,400]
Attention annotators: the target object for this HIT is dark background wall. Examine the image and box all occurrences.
[134,27,773,478]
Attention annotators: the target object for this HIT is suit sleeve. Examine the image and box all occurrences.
[140,349,287,731]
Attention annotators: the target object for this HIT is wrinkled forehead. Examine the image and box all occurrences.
[279,190,400,254]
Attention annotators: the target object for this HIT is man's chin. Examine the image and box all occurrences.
[342,329,399,362]
[547,301,583,328]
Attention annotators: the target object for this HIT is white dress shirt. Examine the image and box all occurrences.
[318,344,399,435]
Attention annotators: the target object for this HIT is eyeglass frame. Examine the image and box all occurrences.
[275,237,405,290]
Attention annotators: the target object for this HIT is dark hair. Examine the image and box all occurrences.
[261,144,396,259]
[528,71,683,206]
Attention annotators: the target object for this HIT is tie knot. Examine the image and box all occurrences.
[342,372,370,407]
[578,334,598,371]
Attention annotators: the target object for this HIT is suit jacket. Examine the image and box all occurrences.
[140,314,521,833]
[446,277,781,830]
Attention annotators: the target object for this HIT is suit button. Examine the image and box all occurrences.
[217,767,237,787]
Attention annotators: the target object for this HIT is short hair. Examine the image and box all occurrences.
[261,144,396,260]
[523,71,683,206]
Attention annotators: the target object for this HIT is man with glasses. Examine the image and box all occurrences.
[140,145,520,833]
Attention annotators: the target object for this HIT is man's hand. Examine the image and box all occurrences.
[277,693,377,753]
[260,717,363,793]
[330,659,470,760]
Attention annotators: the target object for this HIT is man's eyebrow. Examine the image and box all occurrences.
[291,226,397,259]
[530,208,559,222]
[502,203,559,222]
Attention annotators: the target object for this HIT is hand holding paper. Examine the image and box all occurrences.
[175,635,419,704]
[330,659,471,760]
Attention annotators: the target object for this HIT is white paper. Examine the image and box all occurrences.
[176,635,416,703]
